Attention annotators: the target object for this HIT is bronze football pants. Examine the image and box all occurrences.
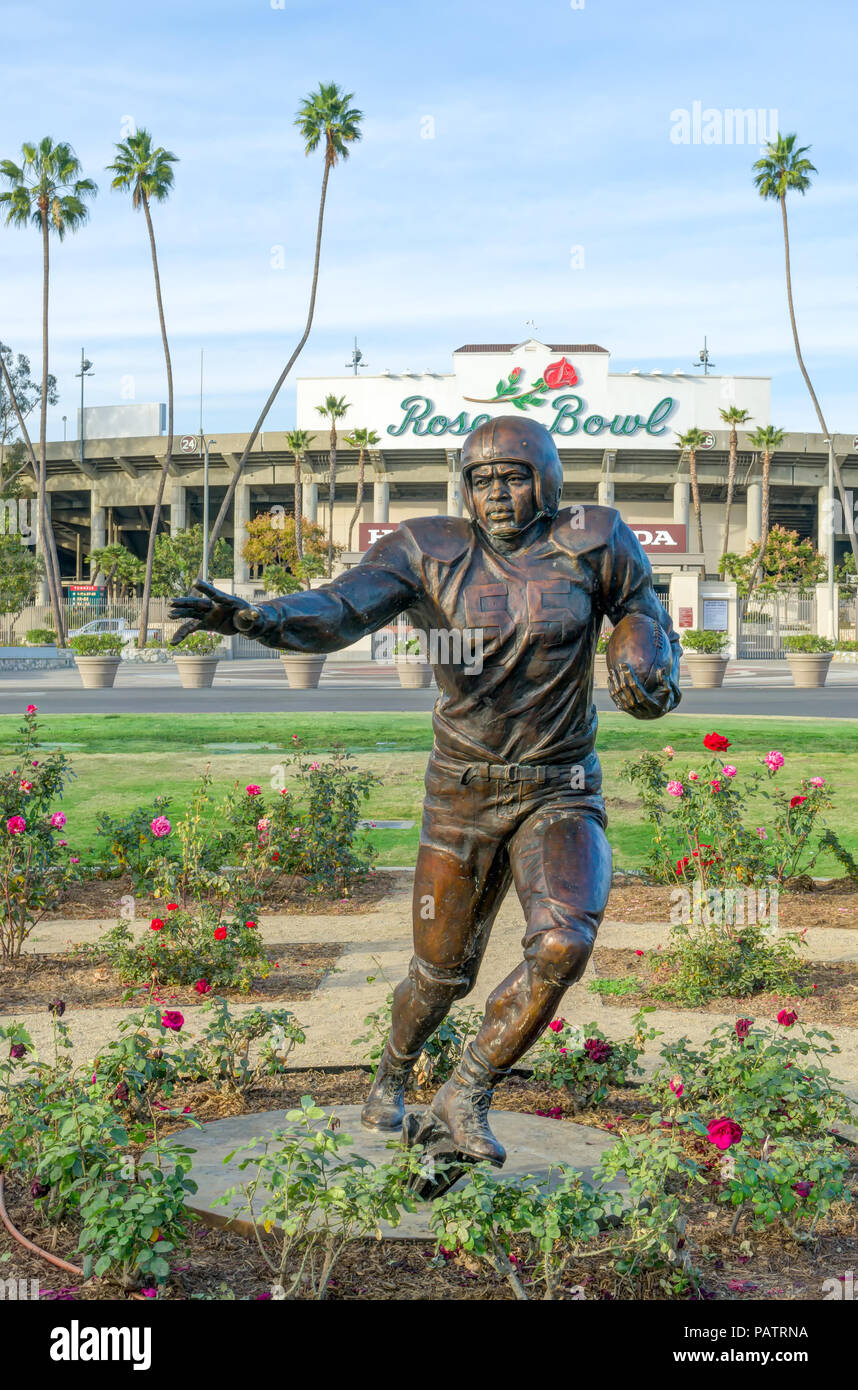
[388,749,612,1072]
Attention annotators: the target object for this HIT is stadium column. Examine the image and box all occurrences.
[170,484,187,535]
[302,477,318,523]
[598,450,616,507]
[673,476,690,528]
[373,475,390,522]
[233,483,250,585]
[89,493,107,586]
[817,482,834,563]
[446,448,462,516]
[746,480,762,544]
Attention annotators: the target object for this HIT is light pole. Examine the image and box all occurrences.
[202,438,216,582]
[75,350,94,472]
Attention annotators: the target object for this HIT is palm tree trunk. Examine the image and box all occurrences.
[136,193,174,648]
[348,447,365,552]
[206,156,334,559]
[38,214,66,644]
[293,454,303,564]
[688,449,704,557]
[780,195,858,573]
[327,425,337,577]
[721,428,738,568]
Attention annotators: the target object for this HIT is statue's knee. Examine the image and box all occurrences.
[407,955,473,1004]
[529,925,595,986]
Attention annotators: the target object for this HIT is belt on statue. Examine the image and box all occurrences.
[463,762,576,785]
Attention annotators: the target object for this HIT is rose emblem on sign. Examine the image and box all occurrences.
[463,357,579,411]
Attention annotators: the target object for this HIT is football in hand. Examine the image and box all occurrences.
[605,613,672,696]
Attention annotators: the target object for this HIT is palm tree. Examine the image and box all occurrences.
[206,83,362,559]
[719,405,752,568]
[676,427,709,559]
[106,130,178,648]
[746,424,786,596]
[343,427,380,551]
[284,427,314,564]
[316,394,350,576]
[0,139,97,643]
[753,133,858,574]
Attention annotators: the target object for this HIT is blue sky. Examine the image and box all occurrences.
[1,0,855,440]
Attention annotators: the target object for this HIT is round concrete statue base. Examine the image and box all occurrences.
[171,1103,624,1241]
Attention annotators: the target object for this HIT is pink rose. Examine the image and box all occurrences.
[548,1018,565,1033]
[765,750,785,771]
[151,816,171,838]
[26,704,37,714]
[722,765,737,778]
[19,780,32,793]
[707,1117,743,1151]
[6,815,26,835]
[669,1076,684,1097]
[666,780,684,798]
[756,827,768,841]
[246,784,261,796]
[662,746,675,758]
[688,771,699,781]
[51,812,67,828]
[809,777,825,788]
[161,1011,184,1031]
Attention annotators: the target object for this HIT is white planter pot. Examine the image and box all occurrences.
[73,655,122,689]
[174,655,220,689]
[395,658,433,689]
[683,653,729,689]
[280,653,327,689]
[785,652,833,688]
[593,653,610,689]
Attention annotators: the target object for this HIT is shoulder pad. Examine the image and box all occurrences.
[551,504,618,552]
[399,515,474,564]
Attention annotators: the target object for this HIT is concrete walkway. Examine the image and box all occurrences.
[7,876,858,1105]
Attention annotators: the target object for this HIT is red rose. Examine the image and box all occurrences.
[510,367,522,381]
[214,926,227,941]
[161,1010,184,1032]
[777,1009,798,1027]
[245,920,257,930]
[703,732,731,752]
[676,856,690,874]
[194,979,211,995]
[707,1117,743,1150]
[710,780,722,793]
[166,902,179,911]
[790,795,807,809]
[150,918,165,932]
[542,357,578,389]
[735,1017,753,1041]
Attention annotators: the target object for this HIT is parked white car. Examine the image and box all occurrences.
[66,617,162,643]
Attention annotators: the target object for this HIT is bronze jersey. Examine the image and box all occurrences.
[248,505,681,767]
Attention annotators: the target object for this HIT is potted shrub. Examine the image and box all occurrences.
[172,630,222,688]
[783,634,834,688]
[394,634,433,689]
[593,633,609,689]
[69,632,124,688]
[681,628,730,688]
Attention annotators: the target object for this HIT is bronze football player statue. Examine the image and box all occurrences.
[170,416,681,1187]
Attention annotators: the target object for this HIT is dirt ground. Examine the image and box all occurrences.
[0,942,342,1013]
[2,1067,854,1302]
[591,945,858,1025]
[42,870,390,921]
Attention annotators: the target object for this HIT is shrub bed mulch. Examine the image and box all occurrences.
[0,942,342,1014]
[41,869,399,921]
[590,946,858,1025]
[607,878,858,930]
[1,1069,855,1302]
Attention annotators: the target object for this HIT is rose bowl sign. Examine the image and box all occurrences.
[629,523,686,553]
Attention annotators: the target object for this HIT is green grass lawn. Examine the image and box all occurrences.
[2,711,856,873]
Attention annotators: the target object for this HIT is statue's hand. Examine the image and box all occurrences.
[607,660,674,721]
[169,579,258,644]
